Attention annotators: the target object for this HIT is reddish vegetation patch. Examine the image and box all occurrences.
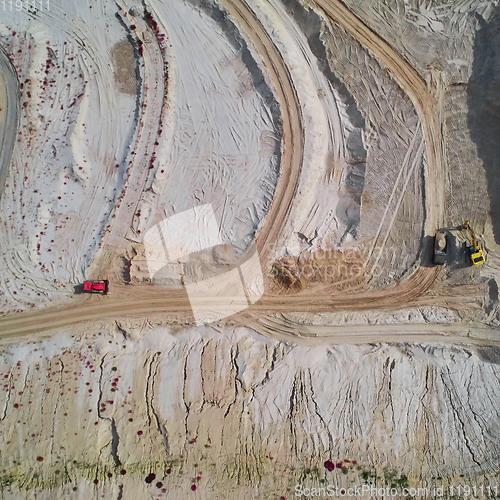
[137,430,143,436]
[336,462,343,469]
[324,460,335,472]
[191,485,197,491]
[145,473,156,484]
[37,456,44,462]
[166,468,172,474]
[13,403,19,409]
[156,482,163,488]
[120,470,127,475]
[94,479,99,485]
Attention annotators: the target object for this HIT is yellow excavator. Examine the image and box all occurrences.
[463,221,485,265]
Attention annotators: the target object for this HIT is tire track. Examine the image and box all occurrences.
[105,12,165,247]
[0,0,457,341]
[363,125,422,270]
[0,46,19,201]
[0,266,477,339]
[252,315,500,347]
[368,137,426,275]
[312,0,445,233]
[218,0,305,259]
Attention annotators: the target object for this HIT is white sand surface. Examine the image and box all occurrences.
[0,2,140,313]
[0,325,499,497]
[134,0,281,255]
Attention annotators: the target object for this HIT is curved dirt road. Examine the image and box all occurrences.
[314,0,445,234]
[0,46,19,200]
[219,0,305,259]
[105,16,165,247]
[0,0,462,341]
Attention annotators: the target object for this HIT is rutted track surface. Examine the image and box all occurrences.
[253,315,500,347]
[0,0,466,341]
[0,282,493,343]
[314,0,446,234]
[0,268,482,338]
[219,0,305,259]
[0,46,19,201]
[105,17,165,247]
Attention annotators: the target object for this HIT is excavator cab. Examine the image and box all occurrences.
[469,247,485,265]
[463,221,485,265]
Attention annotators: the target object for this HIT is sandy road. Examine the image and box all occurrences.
[218,0,305,260]
[105,17,165,248]
[0,269,485,338]
[0,0,468,342]
[252,315,500,347]
[0,289,491,347]
[313,0,446,234]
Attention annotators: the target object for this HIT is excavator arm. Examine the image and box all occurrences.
[463,221,485,265]
[463,221,478,249]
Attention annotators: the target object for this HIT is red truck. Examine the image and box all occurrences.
[83,280,109,294]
